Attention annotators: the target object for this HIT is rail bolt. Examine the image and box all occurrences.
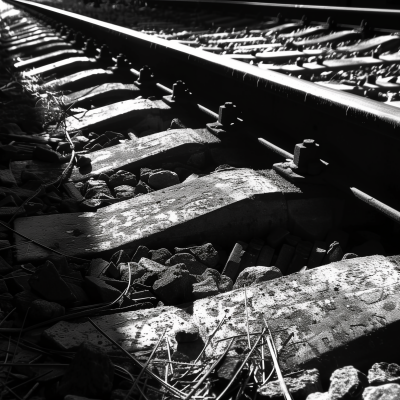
[295,57,304,67]
[138,65,154,83]
[83,38,97,57]
[218,102,237,126]
[172,81,191,100]
[293,139,321,171]
[59,25,68,36]
[65,29,75,42]
[73,32,85,49]
[96,45,113,65]
[115,54,130,69]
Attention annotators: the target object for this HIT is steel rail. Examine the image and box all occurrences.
[6,0,400,142]
[159,0,400,29]
[159,0,400,16]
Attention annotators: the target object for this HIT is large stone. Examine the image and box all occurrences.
[192,277,219,300]
[368,363,400,386]
[148,170,180,190]
[166,253,208,275]
[134,180,153,195]
[362,384,400,400]
[84,180,112,199]
[153,264,196,305]
[30,299,65,323]
[329,366,368,400]
[57,342,114,399]
[149,248,172,265]
[119,262,146,282]
[218,275,233,293]
[258,368,322,399]
[113,185,136,200]
[138,258,167,275]
[108,170,137,189]
[29,261,76,304]
[233,266,282,289]
[175,243,220,268]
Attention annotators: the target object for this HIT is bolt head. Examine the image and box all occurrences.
[303,139,316,147]
[224,102,234,108]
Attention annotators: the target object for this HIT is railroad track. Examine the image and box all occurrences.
[1,1,400,399]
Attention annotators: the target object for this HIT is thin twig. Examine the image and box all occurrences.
[123,327,166,400]
[262,332,294,385]
[195,315,226,364]
[244,286,251,350]
[4,336,11,364]
[265,336,292,400]
[177,315,226,382]
[136,383,151,400]
[22,382,39,400]
[235,363,255,400]
[263,318,278,357]
[1,384,24,400]
[215,328,266,400]
[10,370,52,390]
[184,338,235,400]
[3,307,30,390]
[139,376,149,400]
[166,336,174,376]
[0,308,16,328]
[261,337,266,383]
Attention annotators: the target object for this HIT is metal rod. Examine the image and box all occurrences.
[350,187,400,224]
[258,138,293,160]
[196,103,218,121]
[155,82,173,95]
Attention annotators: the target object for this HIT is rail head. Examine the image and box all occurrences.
[156,0,400,15]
